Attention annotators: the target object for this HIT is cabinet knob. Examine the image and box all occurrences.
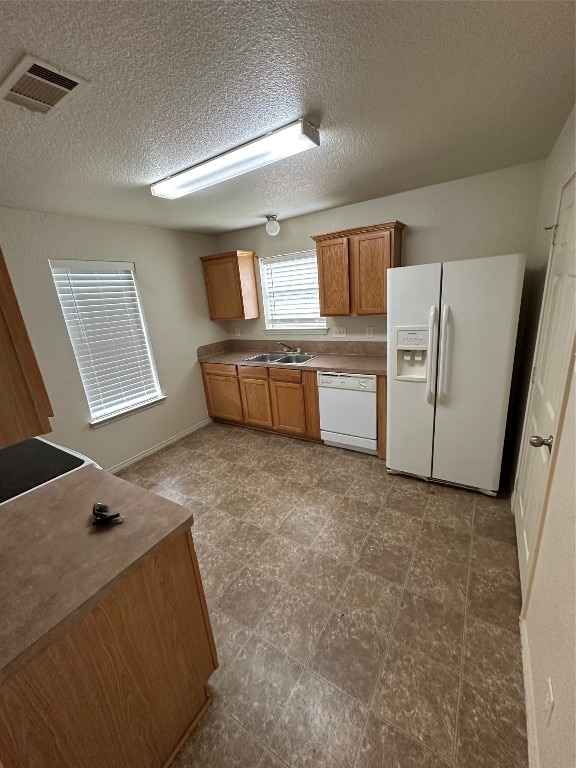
[530,435,553,452]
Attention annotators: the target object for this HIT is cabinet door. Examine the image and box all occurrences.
[202,257,244,319]
[350,230,391,315]
[270,381,306,435]
[239,377,273,428]
[316,237,350,316]
[205,374,244,422]
[0,247,53,448]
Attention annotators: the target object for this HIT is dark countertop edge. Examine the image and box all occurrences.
[198,351,387,376]
[0,518,193,686]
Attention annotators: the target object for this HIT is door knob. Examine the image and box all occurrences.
[530,434,553,452]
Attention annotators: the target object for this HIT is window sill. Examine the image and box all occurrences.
[89,395,167,428]
[263,328,329,335]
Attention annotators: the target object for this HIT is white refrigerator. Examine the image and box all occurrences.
[386,253,525,495]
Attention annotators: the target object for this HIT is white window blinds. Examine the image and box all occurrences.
[50,260,163,424]
[260,250,326,330]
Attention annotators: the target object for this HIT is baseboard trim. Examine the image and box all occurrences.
[106,418,212,473]
[520,618,540,768]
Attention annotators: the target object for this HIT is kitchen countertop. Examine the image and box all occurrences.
[198,350,387,376]
[0,465,197,684]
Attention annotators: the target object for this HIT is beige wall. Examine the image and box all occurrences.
[215,161,544,343]
[0,207,222,470]
[524,354,575,768]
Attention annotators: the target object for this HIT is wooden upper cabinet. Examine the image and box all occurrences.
[312,222,404,316]
[316,237,350,315]
[200,250,260,320]
[0,246,53,449]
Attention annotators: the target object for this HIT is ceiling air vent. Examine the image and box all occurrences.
[0,55,87,115]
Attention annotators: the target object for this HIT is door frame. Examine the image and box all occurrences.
[513,172,576,618]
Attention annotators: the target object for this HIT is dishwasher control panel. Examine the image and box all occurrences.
[317,372,377,392]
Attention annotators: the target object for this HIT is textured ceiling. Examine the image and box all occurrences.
[0,1,573,234]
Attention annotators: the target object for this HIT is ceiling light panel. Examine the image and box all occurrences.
[150,119,320,200]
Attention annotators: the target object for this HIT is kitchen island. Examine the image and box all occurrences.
[0,465,217,768]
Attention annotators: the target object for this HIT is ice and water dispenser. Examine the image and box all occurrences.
[393,327,429,381]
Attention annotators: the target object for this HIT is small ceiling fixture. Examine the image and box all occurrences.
[265,215,280,236]
[150,119,320,200]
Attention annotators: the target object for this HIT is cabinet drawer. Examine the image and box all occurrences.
[202,363,237,376]
[238,365,268,379]
[270,367,302,383]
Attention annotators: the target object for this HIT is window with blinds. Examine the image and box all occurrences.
[50,260,163,424]
[260,250,326,330]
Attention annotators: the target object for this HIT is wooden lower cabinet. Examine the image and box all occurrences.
[239,367,273,429]
[201,364,244,422]
[270,380,306,435]
[201,363,320,439]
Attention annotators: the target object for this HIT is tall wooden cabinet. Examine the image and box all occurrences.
[312,221,404,316]
[200,250,260,320]
[0,246,53,449]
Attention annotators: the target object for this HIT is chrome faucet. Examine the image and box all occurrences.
[278,342,301,353]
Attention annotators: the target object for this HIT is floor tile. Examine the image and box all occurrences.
[467,568,521,633]
[217,564,283,628]
[346,478,389,507]
[463,617,524,703]
[243,496,297,530]
[357,535,413,584]
[456,680,528,768]
[258,750,289,768]
[385,484,430,518]
[216,635,302,742]
[196,545,245,603]
[218,519,271,560]
[473,502,516,544]
[327,496,381,530]
[355,713,451,768]
[425,500,474,532]
[416,521,471,565]
[304,486,348,514]
[315,468,356,495]
[209,609,252,683]
[470,534,519,578]
[372,643,459,759]
[406,552,468,611]
[336,567,401,635]
[276,507,332,545]
[371,507,422,547]
[392,591,464,671]
[309,612,387,704]
[312,520,367,564]
[286,549,351,605]
[172,704,262,768]
[257,586,331,663]
[269,669,365,768]
[247,535,305,581]
[216,487,267,518]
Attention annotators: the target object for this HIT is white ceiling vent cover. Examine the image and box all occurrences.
[0,55,87,114]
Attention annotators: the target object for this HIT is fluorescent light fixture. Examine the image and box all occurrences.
[150,119,320,199]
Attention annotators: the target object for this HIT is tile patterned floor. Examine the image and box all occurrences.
[118,423,527,768]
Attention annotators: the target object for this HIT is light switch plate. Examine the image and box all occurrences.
[332,326,347,337]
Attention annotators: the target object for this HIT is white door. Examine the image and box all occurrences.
[432,254,525,492]
[514,174,576,599]
[386,263,441,477]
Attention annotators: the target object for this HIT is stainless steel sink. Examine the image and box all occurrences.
[242,353,287,363]
[276,354,317,364]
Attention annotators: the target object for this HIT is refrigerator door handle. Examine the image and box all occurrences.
[426,305,438,404]
[437,304,450,404]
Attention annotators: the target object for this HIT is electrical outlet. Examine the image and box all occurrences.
[234,327,241,337]
[332,326,347,337]
[366,326,374,338]
[544,677,555,726]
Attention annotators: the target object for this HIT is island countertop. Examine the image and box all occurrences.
[0,465,197,685]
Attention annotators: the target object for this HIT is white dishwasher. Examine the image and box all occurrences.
[317,372,377,454]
